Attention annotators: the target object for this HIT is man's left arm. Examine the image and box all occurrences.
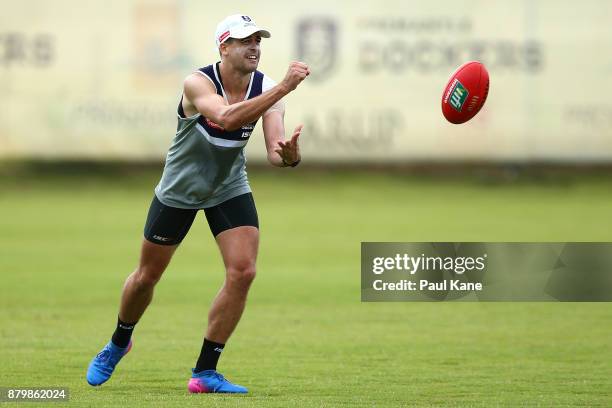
[262,104,302,167]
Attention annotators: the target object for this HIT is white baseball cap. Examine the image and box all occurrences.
[215,15,271,48]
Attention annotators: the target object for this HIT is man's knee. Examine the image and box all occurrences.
[133,240,176,289]
[133,264,165,288]
[226,263,256,290]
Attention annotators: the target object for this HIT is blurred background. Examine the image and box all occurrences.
[1,0,611,162]
[1,1,611,407]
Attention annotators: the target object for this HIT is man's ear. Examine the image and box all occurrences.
[219,39,233,57]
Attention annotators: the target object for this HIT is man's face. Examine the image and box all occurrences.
[221,34,262,74]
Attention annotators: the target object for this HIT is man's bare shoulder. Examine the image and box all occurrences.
[184,72,217,95]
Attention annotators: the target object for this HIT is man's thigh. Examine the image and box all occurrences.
[215,226,259,268]
[203,193,259,238]
[143,195,198,246]
[204,193,260,266]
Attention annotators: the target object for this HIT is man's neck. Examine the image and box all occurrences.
[219,61,252,100]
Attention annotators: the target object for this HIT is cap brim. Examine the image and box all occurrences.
[231,26,271,40]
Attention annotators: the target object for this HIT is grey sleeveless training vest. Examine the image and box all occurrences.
[154,62,265,209]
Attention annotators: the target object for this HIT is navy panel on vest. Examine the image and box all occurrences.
[177,95,185,118]
[194,63,265,142]
[199,65,221,95]
[248,70,264,99]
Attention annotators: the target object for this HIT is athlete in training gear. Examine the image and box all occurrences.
[86,14,309,393]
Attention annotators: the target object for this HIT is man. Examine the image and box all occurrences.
[86,14,309,394]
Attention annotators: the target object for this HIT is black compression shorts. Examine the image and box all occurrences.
[143,193,259,245]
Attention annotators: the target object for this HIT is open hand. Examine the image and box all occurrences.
[274,125,302,166]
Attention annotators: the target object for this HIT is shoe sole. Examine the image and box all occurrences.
[187,379,247,394]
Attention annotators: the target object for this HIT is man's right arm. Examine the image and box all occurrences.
[184,62,309,132]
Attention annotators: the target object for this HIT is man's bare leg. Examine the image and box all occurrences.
[87,239,178,386]
[119,239,179,323]
[188,226,257,394]
[207,226,259,343]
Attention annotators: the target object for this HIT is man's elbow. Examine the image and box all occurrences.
[217,111,241,131]
[200,106,239,131]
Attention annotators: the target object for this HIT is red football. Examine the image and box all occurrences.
[441,61,490,124]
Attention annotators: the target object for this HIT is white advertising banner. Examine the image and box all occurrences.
[0,0,611,161]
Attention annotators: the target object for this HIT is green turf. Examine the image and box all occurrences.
[1,168,611,407]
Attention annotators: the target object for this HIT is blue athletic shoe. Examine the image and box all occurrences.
[188,369,248,394]
[86,341,132,386]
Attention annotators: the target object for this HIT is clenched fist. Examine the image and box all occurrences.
[280,62,310,93]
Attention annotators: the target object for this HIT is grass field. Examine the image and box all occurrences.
[1,166,611,407]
